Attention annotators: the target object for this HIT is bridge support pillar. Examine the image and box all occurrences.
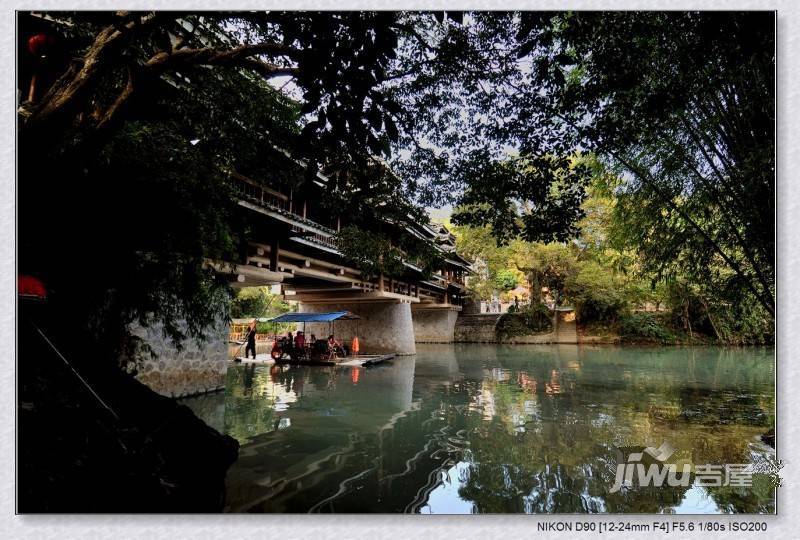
[411,305,460,343]
[298,301,416,355]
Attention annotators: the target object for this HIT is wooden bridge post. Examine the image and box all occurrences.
[269,238,279,272]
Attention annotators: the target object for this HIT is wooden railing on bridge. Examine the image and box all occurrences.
[231,172,289,209]
[229,171,467,292]
[230,172,340,251]
[290,225,339,251]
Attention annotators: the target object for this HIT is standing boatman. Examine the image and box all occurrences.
[245,319,258,359]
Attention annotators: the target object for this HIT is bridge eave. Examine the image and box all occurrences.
[286,291,421,304]
[207,260,290,287]
[411,303,462,312]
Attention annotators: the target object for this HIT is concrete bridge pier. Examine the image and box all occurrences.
[411,305,461,343]
[298,301,416,355]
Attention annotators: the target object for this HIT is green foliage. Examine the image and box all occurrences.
[451,223,509,269]
[452,171,771,344]
[493,269,519,292]
[618,313,674,343]
[20,114,246,364]
[230,287,292,320]
[709,304,774,346]
[230,288,267,320]
[19,11,448,368]
[664,281,773,345]
[392,11,774,320]
[334,226,406,280]
[450,153,591,243]
[496,303,553,339]
[511,242,578,303]
[336,224,444,281]
[24,12,410,164]
[18,10,775,364]
[230,288,296,335]
[514,11,775,317]
[395,229,446,280]
[450,223,513,301]
[451,223,573,302]
[566,261,626,324]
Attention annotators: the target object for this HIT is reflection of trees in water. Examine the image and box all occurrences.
[305,374,478,513]
[192,346,775,513]
[443,346,774,514]
[678,386,771,428]
[454,385,702,513]
[222,360,423,512]
[222,364,318,445]
[453,372,668,513]
[316,345,774,514]
[706,476,775,514]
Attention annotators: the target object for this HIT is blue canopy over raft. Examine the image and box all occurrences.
[268,311,361,323]
[261,310,392,366]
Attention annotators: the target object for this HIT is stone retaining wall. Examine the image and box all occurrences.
[498,330,560,344]
[131,319,229,398]
[453,310,580,344]
[411,308,459,343]
[453,313,502,342]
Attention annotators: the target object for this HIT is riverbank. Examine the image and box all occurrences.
[19,304,239,512]
[453,310,773,346]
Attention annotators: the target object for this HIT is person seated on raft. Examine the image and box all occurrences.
[294,330,305,350]
[309,334,316,345]
[327,334,348,356]
[312,338,328,355]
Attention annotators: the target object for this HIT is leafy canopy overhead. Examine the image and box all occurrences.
[17,11,444,363]
[17,10,775,368]
[389,11,774,317]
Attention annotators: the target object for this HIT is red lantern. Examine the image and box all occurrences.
[18,275,47,300]
[27,33,55,58]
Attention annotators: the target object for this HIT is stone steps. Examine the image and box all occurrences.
[555,318,577,343]
[455,314,503,324]
[453,313,502,342]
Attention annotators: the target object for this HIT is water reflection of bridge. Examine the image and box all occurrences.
[222,358,416,512]
[219,345,587,512]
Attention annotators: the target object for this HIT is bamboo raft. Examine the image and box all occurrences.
[235,353,394,367]
[337,354,394,367]
[273,353,394,367]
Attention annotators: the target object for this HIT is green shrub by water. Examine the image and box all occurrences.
[567,261,627,325]
[618,312,674,343]
[496,303,553,339]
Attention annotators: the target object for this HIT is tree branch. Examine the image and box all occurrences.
[144,41,303,83]
[391,22,436,51]
[97,65,135,129]
[146,41,301,69]
[24,11,166,129]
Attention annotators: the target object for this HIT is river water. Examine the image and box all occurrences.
[181,344,775,514]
